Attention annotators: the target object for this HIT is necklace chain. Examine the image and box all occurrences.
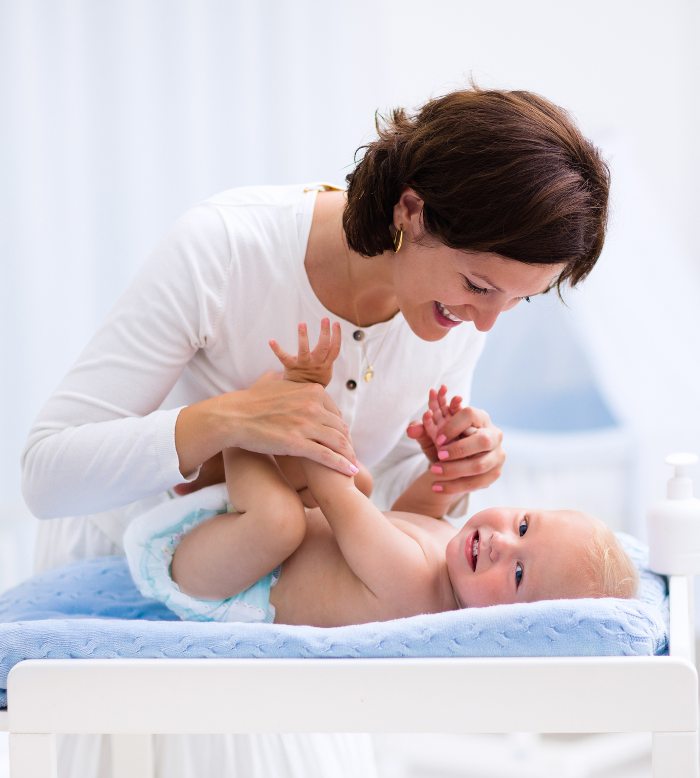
[346,255,391,383]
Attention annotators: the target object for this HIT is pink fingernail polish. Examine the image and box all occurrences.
[432,484,444,492]
[430,465,443,474]
[438,450,449,460]
[436,435,447,446]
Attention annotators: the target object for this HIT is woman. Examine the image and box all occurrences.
[22,86,609,778]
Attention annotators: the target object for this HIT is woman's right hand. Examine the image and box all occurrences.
[175,371,359,479]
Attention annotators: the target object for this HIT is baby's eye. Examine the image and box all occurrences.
[461,275,489,296]
[518,516,529,537]
[515,562,524,588]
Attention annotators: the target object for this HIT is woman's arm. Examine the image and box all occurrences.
[174,374,355,478]
[21,206,355,519]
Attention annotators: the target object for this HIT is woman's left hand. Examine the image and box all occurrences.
[406,386,505,496]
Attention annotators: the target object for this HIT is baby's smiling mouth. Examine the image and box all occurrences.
[468,531,480,571]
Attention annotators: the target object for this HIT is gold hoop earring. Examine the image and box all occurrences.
[393,226,404,253]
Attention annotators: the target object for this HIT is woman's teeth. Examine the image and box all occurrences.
[437,302,461,323]
[472,536,479,569]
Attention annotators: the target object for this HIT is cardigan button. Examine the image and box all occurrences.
[352,330,365,341]
[346,379,357,391]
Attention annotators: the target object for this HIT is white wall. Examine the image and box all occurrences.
[2,0,698,584]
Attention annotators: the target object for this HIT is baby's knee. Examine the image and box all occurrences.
[265,490,307,550]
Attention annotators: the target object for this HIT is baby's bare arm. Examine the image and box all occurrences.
[301,459,431,601]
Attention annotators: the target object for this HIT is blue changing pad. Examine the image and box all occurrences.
[0,536,668,710]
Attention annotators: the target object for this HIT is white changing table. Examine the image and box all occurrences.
[0,571,696,778]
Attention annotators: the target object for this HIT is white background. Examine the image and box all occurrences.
[1,2,699,776]
[3,0,700,584]
[2,0,699,580]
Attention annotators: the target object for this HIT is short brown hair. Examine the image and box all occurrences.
[343,86,610,290]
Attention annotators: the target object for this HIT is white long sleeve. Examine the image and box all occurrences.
[22,203,232,517]
[23,185,486,535]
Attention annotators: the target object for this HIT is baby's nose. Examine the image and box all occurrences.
[490,531,516,560]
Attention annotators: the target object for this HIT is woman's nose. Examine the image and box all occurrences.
[471,297,523,332]
[471,304,504,332]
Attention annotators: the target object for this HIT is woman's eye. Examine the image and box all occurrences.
[515,562,524,588]
[461,276,489,295]
[518,517,529,537]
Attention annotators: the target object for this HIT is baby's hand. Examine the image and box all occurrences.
[269,318,341,387]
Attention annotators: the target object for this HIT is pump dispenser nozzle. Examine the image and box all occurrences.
[648,452,700,575]
[666,453,699,499]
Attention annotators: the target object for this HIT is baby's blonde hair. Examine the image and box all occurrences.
[582,522,639,599]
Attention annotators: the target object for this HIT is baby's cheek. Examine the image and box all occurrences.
[470,574,511,608]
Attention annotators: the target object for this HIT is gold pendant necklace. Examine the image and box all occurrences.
[346,256,391,383]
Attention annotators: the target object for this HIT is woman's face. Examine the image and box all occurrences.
[392,242,565,340]
[391,191,566,340]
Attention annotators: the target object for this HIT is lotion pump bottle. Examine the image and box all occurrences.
[648,453,700,575]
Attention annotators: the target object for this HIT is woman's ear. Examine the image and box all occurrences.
[392,188,424,237]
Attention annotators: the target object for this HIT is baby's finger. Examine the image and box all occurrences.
[297,322,311,359]
[423,409,440,441]
[313,318,331,359]
[428,388,444,426]
[438,386,454,419]
[328,321,342,362]
[449,395,463,415]
[268,339,295,367]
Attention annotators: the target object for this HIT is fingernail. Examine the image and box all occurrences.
[432,484,444,492]
[430,465,443,474]
[349,464,359,474]
[436,435,447,446]
[438,450,449,460]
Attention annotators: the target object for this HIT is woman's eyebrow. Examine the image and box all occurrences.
[471,272,502,292]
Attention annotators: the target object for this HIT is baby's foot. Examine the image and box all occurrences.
[422,385,463,447]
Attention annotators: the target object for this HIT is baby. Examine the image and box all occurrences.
[134,319,639,627]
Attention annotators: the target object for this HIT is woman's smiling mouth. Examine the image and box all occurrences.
[434,301,463,328]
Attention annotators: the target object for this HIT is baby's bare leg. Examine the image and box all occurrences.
[171,448,306,599]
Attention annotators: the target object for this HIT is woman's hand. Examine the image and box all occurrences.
[406,385,505,496]
[175,370,359,480]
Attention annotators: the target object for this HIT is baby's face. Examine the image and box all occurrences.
[445,507,599,608]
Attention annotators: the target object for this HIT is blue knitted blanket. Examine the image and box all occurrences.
[0,533,667,710]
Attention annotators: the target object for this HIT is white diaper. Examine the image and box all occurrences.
[123,484,279,623]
